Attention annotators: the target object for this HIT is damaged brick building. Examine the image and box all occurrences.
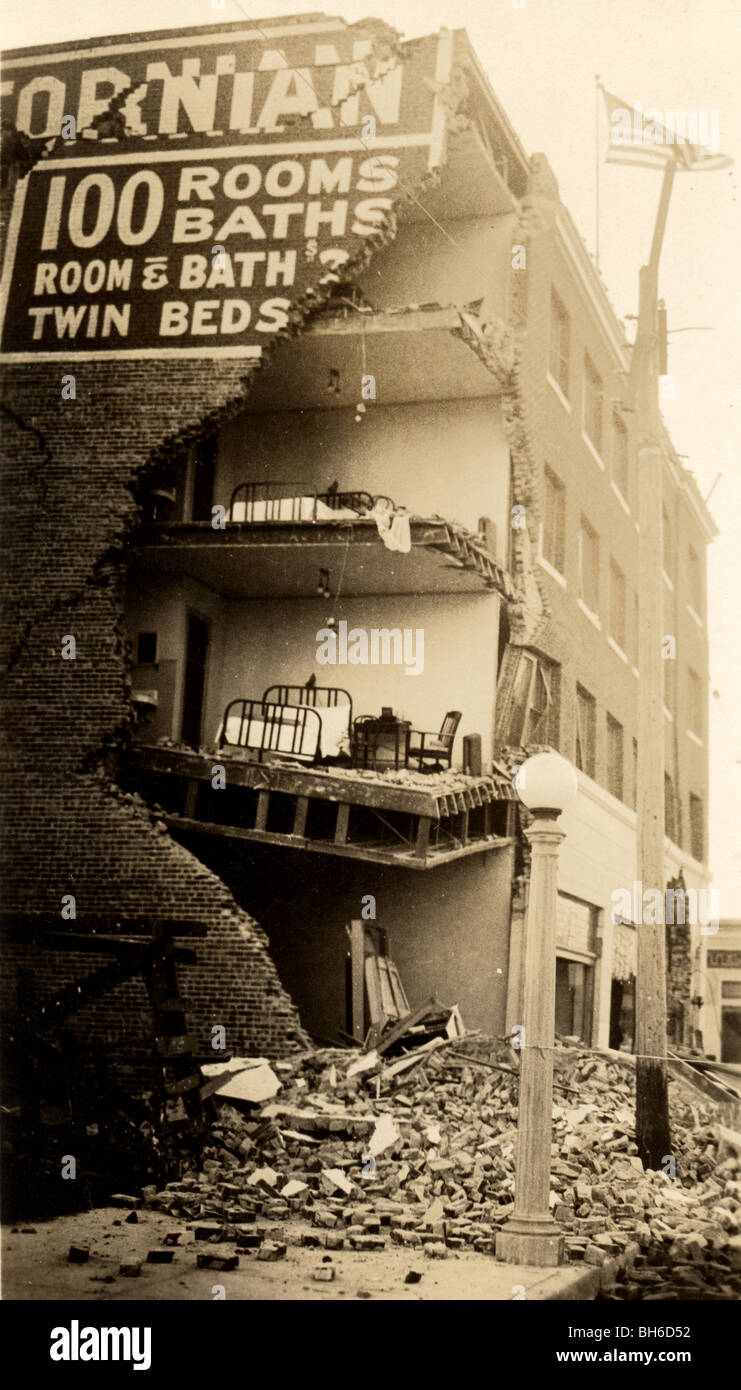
[0,11,715,1116]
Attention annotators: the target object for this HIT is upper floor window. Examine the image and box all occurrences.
[609,559,627,652]
[542,465,566,575]
[504,651,560,748]
[579,515,600,615]
[665,772,678,843]
[687,544,702,615]
[662,503,675,580]
[583,352,603,454]
[136,632,157,665]
[689,792,704,861]
[606,712,624,801]
[664,653,676,714]
[687,667,703,737]
[575,683,596,777]
[612,410,629,501]
[549,289,570,398]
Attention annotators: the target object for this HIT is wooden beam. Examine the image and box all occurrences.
[334,802,350,845]
[350,920,365,1043]
[459,809,469,846]
[164,814,512,870]
[130,744,449,817]
[0,914,207,938]
[292,795,309,837]
[184,778,199,819]
[254,790,270,831]
[414,816,432,859]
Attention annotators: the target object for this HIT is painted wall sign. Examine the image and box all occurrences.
[0,17,451,360]
[707,951,741,969]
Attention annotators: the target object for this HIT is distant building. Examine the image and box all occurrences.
[704,922,741,1061]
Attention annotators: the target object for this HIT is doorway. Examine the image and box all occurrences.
[721,1008,741,1063]
[181,612,210,748]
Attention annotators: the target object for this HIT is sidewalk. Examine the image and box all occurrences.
[2,1207,639,1300]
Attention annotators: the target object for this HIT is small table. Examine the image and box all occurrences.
[352,714,411,771]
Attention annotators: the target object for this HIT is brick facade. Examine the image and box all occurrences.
[0,180,309,1060]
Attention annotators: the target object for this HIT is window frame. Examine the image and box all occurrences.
[575,683,596,778]
[578,514,600,617]
[542,464,566,576]
[583,351,604,455]
[549,289,571,399]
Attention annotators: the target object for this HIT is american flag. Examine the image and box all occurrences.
[601,86,732,172]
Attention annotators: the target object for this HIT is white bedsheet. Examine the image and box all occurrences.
[219,701,349,759]
[230,496,359,523]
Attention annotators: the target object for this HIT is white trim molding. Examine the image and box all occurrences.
[578,598,602,631]
[546,371,572,414]
[582,431,606,471]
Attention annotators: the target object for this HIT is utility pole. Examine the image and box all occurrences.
[628,159,675,1168]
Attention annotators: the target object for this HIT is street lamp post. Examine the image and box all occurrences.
[496,751,578,1268]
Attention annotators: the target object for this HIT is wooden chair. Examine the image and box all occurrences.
[407,711,462,772]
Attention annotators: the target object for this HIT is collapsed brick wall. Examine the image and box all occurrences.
[0,233,309,1056]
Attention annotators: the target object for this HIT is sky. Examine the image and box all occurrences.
[3,0,740,912]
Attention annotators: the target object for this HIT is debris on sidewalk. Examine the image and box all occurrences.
[118,1038,741,1296]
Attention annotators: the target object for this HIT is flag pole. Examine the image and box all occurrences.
[595,75,601,272]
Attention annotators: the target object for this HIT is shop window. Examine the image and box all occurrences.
[555,958,592,1042]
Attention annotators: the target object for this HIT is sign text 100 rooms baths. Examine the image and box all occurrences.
[20,153,399,347]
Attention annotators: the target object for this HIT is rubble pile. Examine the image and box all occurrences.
[128,1038,741,1294]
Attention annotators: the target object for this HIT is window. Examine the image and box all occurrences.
[688,545,702,614]
[664,653,676,714]
[687,668,703,737]
[631,737,638,810]
[612,410,629,500]
[689,793,704,861]
[192,435,217,521]
[555,957,592,1043]
[504,652,560,748]
[665,772,677,843]
[542,466,566,574]
[609,559,626,651]
[549,289,570,397]
[578,515,600,615]
[583,352,603,453]
[575,684,596,777]
[137,632,157,664]
[662,503,675,580]
[606,713,624,800]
